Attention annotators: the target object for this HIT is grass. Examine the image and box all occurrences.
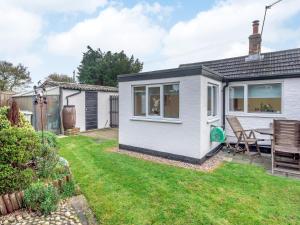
[58,136,300,225]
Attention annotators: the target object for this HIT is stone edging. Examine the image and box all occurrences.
[0,174,72,216]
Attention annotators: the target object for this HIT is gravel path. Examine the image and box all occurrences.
[0,200,82,225]
[111,147,224,172]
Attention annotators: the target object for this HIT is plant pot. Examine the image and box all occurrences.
[62,105,76,130]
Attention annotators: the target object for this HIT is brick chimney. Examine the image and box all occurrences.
[248,20,261,55]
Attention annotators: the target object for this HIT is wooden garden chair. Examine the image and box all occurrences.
[272,120,300,175]
[226,116,261,155]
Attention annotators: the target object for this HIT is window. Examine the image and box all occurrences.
[133,83,180,119]
[133,86,146,116]
[248,83,282,113]
[148,86,161,116]
[229,86,244,112]
[164,84,179,118]
[207,84,218,117]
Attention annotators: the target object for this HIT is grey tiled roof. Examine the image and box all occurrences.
[180,48,300,81]
[42,80,118,92]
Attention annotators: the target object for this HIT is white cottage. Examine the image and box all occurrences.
[118,21,300,164]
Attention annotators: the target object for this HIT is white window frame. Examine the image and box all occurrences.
[147,84,163,119]
[132,85,146,117]
[132,82,180,121]
[228,84,247,113]
[207,83,219,118]
[227,81,283,116]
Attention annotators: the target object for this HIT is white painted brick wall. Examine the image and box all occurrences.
[119,76,202,159]
[225,78,300,143]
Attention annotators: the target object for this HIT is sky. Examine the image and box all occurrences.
[0,0,300,85]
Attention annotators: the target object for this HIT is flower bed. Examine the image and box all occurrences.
[0,174,73,216]
[0,103,77,217]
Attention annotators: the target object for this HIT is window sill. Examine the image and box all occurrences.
[130,117,182,124]
[227,112,284,118]
[207,117,220,124]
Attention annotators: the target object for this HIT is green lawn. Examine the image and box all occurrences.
[58,136,300,225]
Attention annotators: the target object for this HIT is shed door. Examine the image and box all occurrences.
[85,91,98,130]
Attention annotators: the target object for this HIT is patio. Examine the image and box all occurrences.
[220,149,300,179]
[77,128,300,178]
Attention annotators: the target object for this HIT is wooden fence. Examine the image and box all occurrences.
[0,91,14,107]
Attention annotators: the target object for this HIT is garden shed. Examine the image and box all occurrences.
[13,81,118,134]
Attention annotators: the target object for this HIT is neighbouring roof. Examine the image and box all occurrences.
[180,48,300,81]
[118,65,223,82]
[41,80,118,92]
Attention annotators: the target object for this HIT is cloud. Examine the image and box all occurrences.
[1,0,300,84]
[47,4,167,59]
[0,2,42,55]
[159,0,300,68]
[4,0,108,14]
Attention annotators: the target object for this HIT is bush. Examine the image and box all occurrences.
[36,131,60,179]
[24,182,60,215]
[37,146,59,179]
[0,108,41,194]
[0,106,33,131]
[37,131,58,148]
[51,157,70,180]
[0,165,34,195]
[0,127,41,165]
[0,107,11,130]
[60,180,76,199]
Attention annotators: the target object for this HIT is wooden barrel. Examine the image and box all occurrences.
[62,105,76,130]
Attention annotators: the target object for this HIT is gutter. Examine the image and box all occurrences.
[59,87,63,134]
[222,80,229,128]
[66,89,81,106]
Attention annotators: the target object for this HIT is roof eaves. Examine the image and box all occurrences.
[226,72,300,82]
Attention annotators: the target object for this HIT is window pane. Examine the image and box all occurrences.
[213,86,218,116]
[148,87,161,116]
[207,86,212,116]
[164,84,179,118]
[229,86,244,111]
[134,86,146,116]
[248,83,281,113]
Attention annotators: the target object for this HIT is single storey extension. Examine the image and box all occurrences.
[118,20,300,164]
[119,66,223,164]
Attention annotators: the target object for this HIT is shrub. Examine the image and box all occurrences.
[0,127,41,165]
[0,107,11,130]
[51,157,70,180]
[37,131,58,148]
[60,180,76,199]
[24,182,59,215]
[0,111,40,194]
[36,131,60,178]
[0,106,33,131]
[37,146,59,179]
[0,165,34,195]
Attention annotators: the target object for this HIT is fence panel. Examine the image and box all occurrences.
[110,95,119,128]
[0,92,14,107]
